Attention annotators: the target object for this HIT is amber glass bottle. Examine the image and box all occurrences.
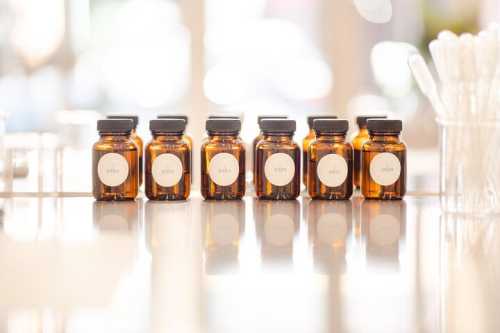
[92,119,139,201]
[302,115,337,186]
[157,114,193,183]
[255,119,300,200]
[308,119,353,200]
[107,115,143,186]
[145,119,190,200]
[201,118,246,200]
[361,119,406,200]
[352,115,387,189]
[252,115,288,187]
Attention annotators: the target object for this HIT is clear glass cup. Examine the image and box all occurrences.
[438,119,500,216]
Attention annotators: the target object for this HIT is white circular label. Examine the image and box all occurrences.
[152,153,183,187]
[97,153,129,187]
[369,152,401,186]
[208,153,240,186]
[264,153,295,186]
[317,154,349,187]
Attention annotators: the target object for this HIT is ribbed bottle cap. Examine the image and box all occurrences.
[307,115,338,129]
[150,119,186,133]
[206,118,241,133]
[208,113,241,120]
[367,119,402,133]
[260,119,296,133]
[257,115,288,128]
[107,115,139,128]
[157,114,188,125]
[356,115,387,128]
[313,119,349,134]
[98,119,134,133]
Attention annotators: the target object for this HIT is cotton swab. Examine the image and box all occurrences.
[408,54,446,117]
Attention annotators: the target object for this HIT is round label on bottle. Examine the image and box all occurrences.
[369,152,401,186]
[209,153,240,186]
[264,153,295,186]
[317,154,348,187]
[152,153,183,187]
[97,153,129,187]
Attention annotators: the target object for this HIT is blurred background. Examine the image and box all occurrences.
[0,0,498,193]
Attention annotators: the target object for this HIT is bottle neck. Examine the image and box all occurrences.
[208,132,239,141]
[99,132,131,140]
[316,133,346,142]
[358,127,369,136]
[263,132,294,142]
[369,132,401,143]
[152,132,184,141]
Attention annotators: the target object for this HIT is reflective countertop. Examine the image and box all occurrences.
[0,194,498,333]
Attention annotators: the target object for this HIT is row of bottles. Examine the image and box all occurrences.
[92,114,406,201]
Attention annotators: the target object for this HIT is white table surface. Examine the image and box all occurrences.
[0,193,497,333]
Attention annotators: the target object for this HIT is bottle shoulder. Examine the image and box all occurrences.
[93,138,137,152]
[362,139,406,152]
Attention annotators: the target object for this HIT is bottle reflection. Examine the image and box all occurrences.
[93,200,140,232]
[307,200,352,274]
[361,200,406,271]
[202,200,245,275]
[145,200,202,333]
[254,199,300,270]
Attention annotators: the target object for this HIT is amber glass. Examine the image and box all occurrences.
[201,133,246,200]
[130,129,144,187]
[252,133,264,187]
[302,129,315,186]
[145,133,190,200]
[352,127,369,188]
[307,133,353,200]
[255,134,300,200]
[361,133,406,200]
[92,132,139,201]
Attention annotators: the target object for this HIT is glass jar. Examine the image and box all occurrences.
[252,115,287,187]
[302,115,337,186]
[107,115,143,186]
[361,119,406,200]
[201,118,246,200]
[157,114,193,183]
[256,119,300,200]
[145,119,190,200]
[92,119,139,201]
[352,115,387,189]
[307,119,353,200]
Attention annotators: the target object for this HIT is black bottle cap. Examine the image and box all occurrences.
[367,119,402,134]
[260,119,296,134]
[257,115,288,128]
[208,113,241,120]
[307,115,338,129]
[313,119,349,134]
[98,119,134,133]
[206,118,241,133]
[356,115,387,128]
[157,114,189,125]
[107,115,139,128]
[150,119,186,134]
